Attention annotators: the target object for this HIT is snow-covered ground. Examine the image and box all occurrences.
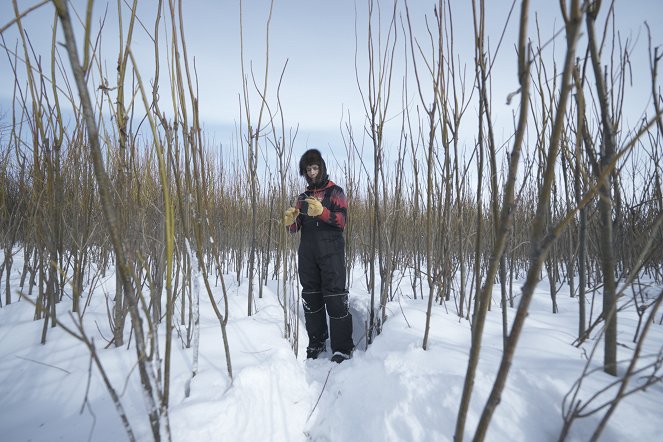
[1,249,661,441]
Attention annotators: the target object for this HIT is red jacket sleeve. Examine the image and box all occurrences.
[318,186,347,230]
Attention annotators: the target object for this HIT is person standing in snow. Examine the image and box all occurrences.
[283,149,354,363]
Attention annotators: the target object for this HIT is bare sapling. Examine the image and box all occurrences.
[53,1,172,439]
[454,0,531,439]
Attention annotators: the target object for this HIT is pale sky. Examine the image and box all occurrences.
[1,1,662,159]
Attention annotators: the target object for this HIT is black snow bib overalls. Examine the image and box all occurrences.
[295,182,353,354]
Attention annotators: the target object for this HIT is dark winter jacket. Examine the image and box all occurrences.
[287,180,347,234]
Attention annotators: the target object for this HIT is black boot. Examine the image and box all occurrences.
[306,342,326,359]
[331,351,351,364]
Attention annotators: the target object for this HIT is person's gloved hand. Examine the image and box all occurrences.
[283,207,299,226]
[303,197,323,217]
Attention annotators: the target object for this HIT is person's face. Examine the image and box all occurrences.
[306,164,320,181]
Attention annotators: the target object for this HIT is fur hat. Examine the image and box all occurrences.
[299,149,328,185]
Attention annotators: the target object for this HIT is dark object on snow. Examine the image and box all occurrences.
[306,342,327,360]
[331,351,351,364]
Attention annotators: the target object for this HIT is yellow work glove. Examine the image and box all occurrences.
[283,207,299,226]
[304,197,323,217]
